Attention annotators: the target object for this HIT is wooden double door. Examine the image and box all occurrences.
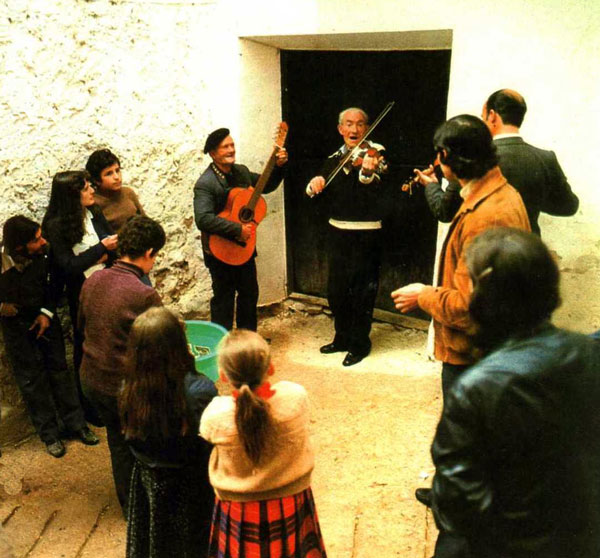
[280,49,451,317]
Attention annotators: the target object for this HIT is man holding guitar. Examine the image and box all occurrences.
[307,107,388,367]
[193,127,287,331]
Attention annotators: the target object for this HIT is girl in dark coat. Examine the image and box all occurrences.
[42,170,117,423]
[120,306,216,558]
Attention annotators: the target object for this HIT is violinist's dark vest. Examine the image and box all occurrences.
[319,142,386,227]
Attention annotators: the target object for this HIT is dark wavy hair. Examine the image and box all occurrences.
[42,170,91,246]
[466,227,560,354]
[218,329,272,465]
[120,306,195,440]
[2,215,40,257]
[85,148,120,186]
[433,115,498,180]
[117,215,165,259]
[486,89,527,128]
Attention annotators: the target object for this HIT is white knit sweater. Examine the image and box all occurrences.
[199,381,315,502]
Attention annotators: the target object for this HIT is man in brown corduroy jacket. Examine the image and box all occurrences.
[392,115,530,558]
[392,114,530,401]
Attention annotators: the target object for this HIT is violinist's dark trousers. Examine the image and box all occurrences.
[327,227,381,356]
[0,315,86,443]
[204,254,258,331]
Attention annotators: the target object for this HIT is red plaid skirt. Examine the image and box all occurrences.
[208,488,327,558]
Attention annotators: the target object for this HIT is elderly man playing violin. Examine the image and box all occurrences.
[307,107,387,367]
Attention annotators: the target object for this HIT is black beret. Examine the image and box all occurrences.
[203,128,230,154]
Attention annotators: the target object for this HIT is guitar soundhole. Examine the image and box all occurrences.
[239,207,255,223]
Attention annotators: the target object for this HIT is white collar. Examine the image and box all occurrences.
[1,249,15,273]
[459,179,478,200]
[493,133,522,140]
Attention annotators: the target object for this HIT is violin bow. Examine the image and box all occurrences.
[324,101,395,187]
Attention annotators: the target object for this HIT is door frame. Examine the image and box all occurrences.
[239,30,453,327]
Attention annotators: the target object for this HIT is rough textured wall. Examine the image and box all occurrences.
[0,0,241,409]
[0,0,251,315]
[1,0,223,317]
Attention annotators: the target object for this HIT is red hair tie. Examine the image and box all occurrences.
[232,381,276,400]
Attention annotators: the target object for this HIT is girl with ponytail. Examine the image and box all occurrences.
[200,329,327,558]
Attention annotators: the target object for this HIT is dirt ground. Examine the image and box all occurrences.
[0,308,441,557]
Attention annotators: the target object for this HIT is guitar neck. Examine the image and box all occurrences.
[247,148,279,210]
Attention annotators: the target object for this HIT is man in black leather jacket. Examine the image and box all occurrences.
[430,227,600,558]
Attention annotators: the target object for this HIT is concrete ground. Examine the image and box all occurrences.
[0,307,441,557]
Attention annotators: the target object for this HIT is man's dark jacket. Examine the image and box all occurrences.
[495,137,578,235]
[431,324,600,558]
[424,180,462,223]
[0,249,55,319]
[193,163,283,254]
[423,138,578,232]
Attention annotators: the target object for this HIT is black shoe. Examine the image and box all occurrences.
[415,487,432,507]
[84,411,105,428]
[320,342,346,354]
[77,427,100,446]
[342,352,367,367]
[46,439,66,458]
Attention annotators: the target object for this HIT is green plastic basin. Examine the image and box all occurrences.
[185,320,228,382]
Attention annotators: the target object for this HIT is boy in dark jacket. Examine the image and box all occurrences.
[0,216,98,457]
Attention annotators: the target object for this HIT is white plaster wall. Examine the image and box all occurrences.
[1,0,599,333]
[238,39,287,306]
[2,0,218,317]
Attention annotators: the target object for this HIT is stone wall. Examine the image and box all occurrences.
[0,0,228,413]
[1,0,223,315]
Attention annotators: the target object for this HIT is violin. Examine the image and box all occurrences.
[401,161,441,195]
[343,141,384,177]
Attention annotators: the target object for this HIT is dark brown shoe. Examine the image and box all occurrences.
[77,427,100,446]
[46,439,66,458]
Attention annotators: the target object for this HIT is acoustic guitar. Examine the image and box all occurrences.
[209,122,288,266]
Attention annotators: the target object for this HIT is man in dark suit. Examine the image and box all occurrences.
[193,128,287,331]
[482,89,579,235]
